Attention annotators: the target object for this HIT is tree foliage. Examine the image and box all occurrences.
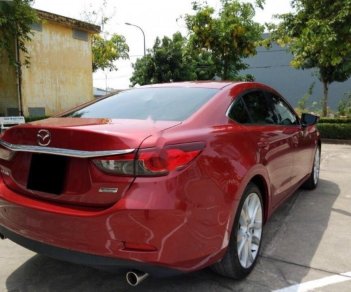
[92,34,129,72]
[130,32,216,86]
[131,0,263,85]
[0,0,37,67]
[185,0,264,80]
[255,0,265,10]
[338,92,351,117]
[271,0,351,116]
[82,0,129,72]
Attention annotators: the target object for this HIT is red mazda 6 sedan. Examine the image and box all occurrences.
[0,82,320,285]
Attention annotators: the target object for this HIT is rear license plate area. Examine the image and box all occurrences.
[27,154,68,195]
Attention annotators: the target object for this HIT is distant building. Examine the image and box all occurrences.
[0,10,100,117]
[243,36,351,110]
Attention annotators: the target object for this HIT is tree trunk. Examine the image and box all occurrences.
[223,62,228,80]
[15,36,24,116]
[322,81,329,117]
[221,54,229,80]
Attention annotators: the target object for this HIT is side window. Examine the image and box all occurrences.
[242,91,277,125]
[268,93,298,125]
[228,97,251,124]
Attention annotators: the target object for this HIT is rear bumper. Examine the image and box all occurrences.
[0,172,236,273]
[0,225,180,277]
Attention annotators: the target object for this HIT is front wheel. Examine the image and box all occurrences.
[303,146,321,190]
[212,183,263,279]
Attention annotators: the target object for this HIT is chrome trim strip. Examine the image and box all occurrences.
[0,140,134,158]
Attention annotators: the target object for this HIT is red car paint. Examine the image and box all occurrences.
[0,82,320,273]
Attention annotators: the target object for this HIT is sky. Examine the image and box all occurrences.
[33,0,292,90]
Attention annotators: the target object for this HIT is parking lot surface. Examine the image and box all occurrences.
[1,143,351,291]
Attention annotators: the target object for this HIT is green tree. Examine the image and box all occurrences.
[130,32,215,86]
[185,0,264,80]
[92,34,129,72]
[190,50,217,81]
[271,0,351,117]
[338,92,351,117]
[130,54,155,86]
[0,0,37,66]
[297,82,315,113]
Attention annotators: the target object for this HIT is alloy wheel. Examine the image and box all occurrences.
[313,148,320,185]
[237,193,263,269]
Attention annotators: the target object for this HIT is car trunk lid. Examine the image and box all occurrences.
[0,118,180,208]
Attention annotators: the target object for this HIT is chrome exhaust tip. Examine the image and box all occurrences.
[0,233,6,240]
[126,270,149,286]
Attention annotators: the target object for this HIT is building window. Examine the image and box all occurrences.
[72,29,88,41]
[28,107,46,117]
[30,22,43,32]
[7,108,19,116]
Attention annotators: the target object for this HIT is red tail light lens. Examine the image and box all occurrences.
[93,142,204,177]
[136,142,205,176]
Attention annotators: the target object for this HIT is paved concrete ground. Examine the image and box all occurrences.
[1,143,351,292]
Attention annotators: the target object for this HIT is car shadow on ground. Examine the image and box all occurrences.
[5,179,339,292]
[255,178,341,290]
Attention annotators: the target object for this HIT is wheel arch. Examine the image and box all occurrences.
[250,175,269,224]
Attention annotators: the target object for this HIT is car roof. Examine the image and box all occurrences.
[140,81,240,90]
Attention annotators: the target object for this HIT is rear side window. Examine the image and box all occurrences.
[67,87,219,121]
[268,93,298,125]
[242,91,277,125]
[228,97,251,124]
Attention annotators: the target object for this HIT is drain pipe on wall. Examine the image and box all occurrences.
[15,36,24,116]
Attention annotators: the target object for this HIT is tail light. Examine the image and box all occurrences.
[0,145,14,161]
[93,153,135,176]
[93,142,204,177]
[136,142,205,176]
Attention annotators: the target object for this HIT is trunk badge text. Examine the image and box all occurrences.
[99,187,119,194]
[37,129,51,147]
[0,167,10,176]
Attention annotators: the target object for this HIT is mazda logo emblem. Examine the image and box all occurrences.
[37,129,51,146]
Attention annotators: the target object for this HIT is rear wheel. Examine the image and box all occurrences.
[212,183,263,279]
[303,146,321,190]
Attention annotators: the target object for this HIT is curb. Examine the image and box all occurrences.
[321,138,351,145]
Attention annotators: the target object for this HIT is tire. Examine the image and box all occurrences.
[212,183,263,279]
[302,146,321,190]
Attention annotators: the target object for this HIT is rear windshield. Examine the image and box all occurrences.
[66,87,219,121]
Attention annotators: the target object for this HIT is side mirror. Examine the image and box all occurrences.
[301,113,319,127]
